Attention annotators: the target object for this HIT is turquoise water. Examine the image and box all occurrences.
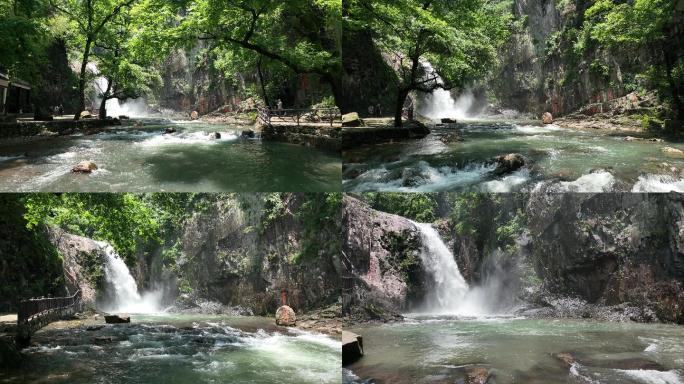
[345,316,684,384]
[0,314,341,384]
[0,120,341,192]
[343,121,684,192]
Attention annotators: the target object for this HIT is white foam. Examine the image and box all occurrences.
[632,174,684,192]
[135,131,238,147]
[481,169,531,192]
[620,369,684,384]
[535,171,616,192]
[0,155,23,162]
[513,124,564,134]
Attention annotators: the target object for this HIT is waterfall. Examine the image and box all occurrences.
[91,64,150,117]
[411,222,493,316]
[99,241,162,313]
[416,61,475,120]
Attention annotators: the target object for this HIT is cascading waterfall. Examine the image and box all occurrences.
[411,222,499,316]
[416,61,475,120]
[98,241,163,313]
[91,64,150,117]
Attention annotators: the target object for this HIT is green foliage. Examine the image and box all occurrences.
[258,193,288,235]
[295,193,341,263]
[24,194,161,264]
[363,193,437,222]
[346,0,512,123]
[0,194,64,309]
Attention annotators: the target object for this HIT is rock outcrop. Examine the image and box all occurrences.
[72,161,97,173]
[526,193,684,323]
[342,196,427,322]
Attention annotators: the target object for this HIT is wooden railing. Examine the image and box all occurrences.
[16,290,82,345]
[257,107,341,127]
[17,290,82,325]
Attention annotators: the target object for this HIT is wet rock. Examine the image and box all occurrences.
[661,146,684,157]
[190,111,199,120]
[86,325,105,331]
[241,129,255,138]
[552,352,577,368]
[209,132,221,139]
[118,115,129,120]
[585,357,666,371]
[401,167,424,187]
[72,161,98,173]
[342,331,364,366]
[493,153,525,175]
[80,111,92,119]
[94,336,113,343]
[344,167,365,180]
[440,132,464,143]
[464,366,491,384]
[104,314,130,324]
[542,112,553,124]
[342,112,364,127]
[164,127,176,134]
[441,118,457,124]
[275,305,296,326]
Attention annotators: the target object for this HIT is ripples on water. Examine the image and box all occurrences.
[344,317,684,384]
[342,122,684,192]
[0,316,341,384]
[0,121,341,192]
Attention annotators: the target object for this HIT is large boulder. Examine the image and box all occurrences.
[164,127,176,134]
[104,314,130,324]
[72,161,98,173]
[275,305,296,326]
[80,111,92,119]
[241,129,255,138]
[342,112,364,127]
[542,112,553,124]
[493,153,525,175]
[190,111,199,120]
[342,331,364,365]
[209,132,221,139]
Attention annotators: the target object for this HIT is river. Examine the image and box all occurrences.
[343,120,684,192]
[0,120,341,192]
[344,316,684,384]
[0,314,341,384]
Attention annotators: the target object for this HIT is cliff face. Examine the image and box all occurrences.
[342,195,433,320]
[175,194,340,316]
[526,193,684,323]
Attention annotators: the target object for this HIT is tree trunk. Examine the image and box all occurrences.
[98,78,112,120]
[394,90,408,127]
[74,37,93,121]
[257,57,271,108]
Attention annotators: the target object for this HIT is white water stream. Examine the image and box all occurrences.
[416,62,475,120]
[98,241,163,313]
[411,222,499,316]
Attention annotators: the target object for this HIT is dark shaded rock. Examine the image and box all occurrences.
[118,115,129,120]
[94,336,113,343]
[493,153,525,174]
[104,314,130,324]
[440,132,464,143]
[241,129,255,138]
[441,118,457,124]
[209,132,221,139]
[342,331,364,366]
[86,325,105,331]
[164,127,176,134]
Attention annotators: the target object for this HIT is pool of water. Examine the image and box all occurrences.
[0,120,341,192]
[343,120,684,192]
[0,314,341,384]
[344,316,684,384]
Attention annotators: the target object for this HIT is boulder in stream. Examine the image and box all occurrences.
[80,111,93,119]
[441,118,457,124]
[492,153,525,175]
[241,129,255,138]
[209,132,221,139]
[342,331,364,366]
[72,161,98,173]
[542,112,553,124]
[275,305,296,326]
[190,111,199,120]
[164,127,176,134]
[104,314,130,324]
